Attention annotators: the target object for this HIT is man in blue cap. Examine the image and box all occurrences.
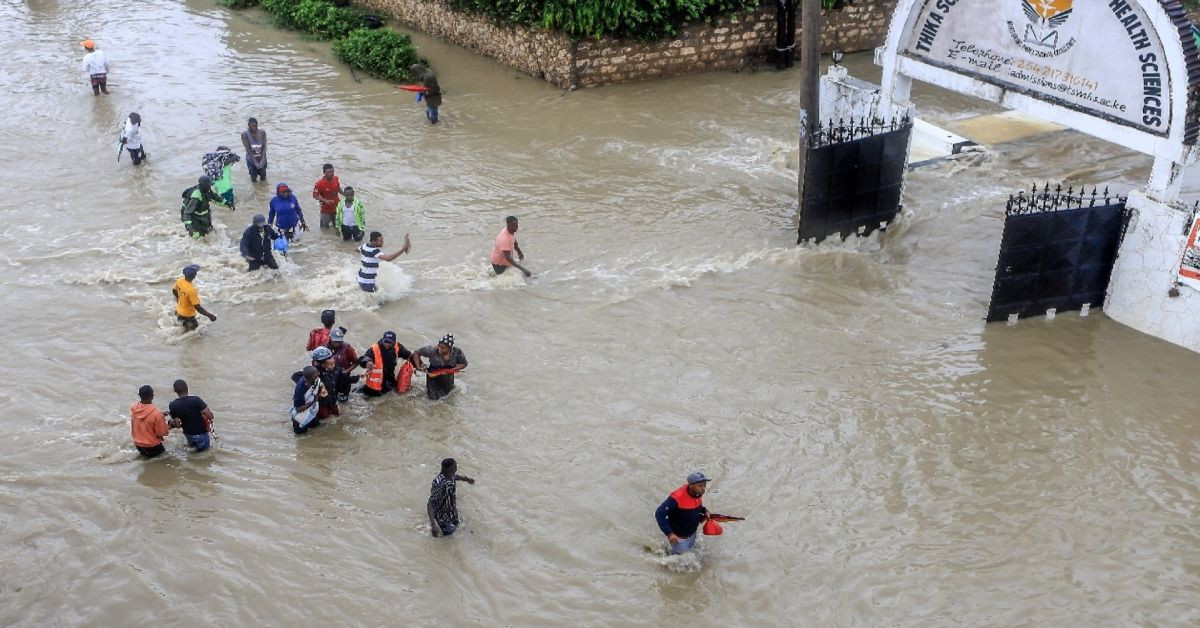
[240,213,280,272]
[655,471,711,554]
[173,264,216,331]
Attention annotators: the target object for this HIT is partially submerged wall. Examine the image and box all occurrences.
[356,0,897,88]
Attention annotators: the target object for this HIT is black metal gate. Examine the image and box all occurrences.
[986,185,1129,322]
[798,117,911,244]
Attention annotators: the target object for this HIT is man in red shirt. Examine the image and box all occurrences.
[313,163,342,229]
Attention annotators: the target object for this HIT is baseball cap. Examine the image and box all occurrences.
[252,213,267,225]
[686,471,711,484]
[330,328,346,342]
[183,264,201,274]
[382,331,397,343]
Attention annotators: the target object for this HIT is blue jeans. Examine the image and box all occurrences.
[670,534,697,554]
[186,433,211,452]
[426,105,438,124]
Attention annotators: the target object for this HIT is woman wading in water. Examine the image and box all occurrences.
[414,334,467,400]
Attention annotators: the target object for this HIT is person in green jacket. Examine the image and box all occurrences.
[181,176,233,239]
[203,147,241,207]
[335,186,366,242]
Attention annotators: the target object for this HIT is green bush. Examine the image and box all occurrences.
[333,28,423,82]
[448,0,759,41]
[224,0,423,82]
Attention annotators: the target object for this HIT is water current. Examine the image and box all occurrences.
[1,0,1198,625]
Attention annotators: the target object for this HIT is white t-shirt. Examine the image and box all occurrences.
[121,118,142,150]
[82,50,108,75]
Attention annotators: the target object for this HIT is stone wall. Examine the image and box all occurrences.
[356,0,898,88]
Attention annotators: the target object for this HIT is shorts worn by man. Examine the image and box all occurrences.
[168,379,214,452]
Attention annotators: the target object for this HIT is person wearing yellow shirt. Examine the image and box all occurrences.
[173,264,217,331]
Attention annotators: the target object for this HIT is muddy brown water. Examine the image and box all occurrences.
[1,0,1198,625]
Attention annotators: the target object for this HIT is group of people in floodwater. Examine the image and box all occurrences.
[94,36,730,552]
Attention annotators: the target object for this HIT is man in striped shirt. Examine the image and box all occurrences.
[358,231,411,292]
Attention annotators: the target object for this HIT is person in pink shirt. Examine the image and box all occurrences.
[490,215,531,277]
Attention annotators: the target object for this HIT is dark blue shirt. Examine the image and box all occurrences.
[293,377,312,409]
[655,494,708,538]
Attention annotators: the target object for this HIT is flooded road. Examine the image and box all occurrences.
[1,0,1198,624]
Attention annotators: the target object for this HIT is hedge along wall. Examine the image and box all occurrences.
[355,0,897,88]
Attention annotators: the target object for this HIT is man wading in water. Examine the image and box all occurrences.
[655,471,712,554]
[173,264,216,331]
[428,457,475,537]
[241,117,267,183]
[358,231,410,293]
[491,216,531,277]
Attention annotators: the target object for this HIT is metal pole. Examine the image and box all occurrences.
[799,0,822,132]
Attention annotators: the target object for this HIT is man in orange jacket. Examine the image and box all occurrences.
[130,385,175,458]
[359,331,414,396]
[655,471,711,554]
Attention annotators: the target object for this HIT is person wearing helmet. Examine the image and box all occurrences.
[309,345,344,419]
[181,175,232,239]
[80,39,109,95]
[307,309,338,351]
[326,326,360,402]
[268,182,307,242]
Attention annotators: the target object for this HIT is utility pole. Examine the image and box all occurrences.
[797,0,822,205]
[799,0,822,133]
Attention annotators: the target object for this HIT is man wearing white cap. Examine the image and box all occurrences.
[655,471,712,554]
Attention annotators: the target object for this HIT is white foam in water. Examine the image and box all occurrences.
[423,255,529,293]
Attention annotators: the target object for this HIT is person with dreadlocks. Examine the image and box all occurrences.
[202,146,241,207]
[427,457,475,537]
[413,334,467,400]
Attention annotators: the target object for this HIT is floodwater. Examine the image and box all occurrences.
[2,0,1198,625]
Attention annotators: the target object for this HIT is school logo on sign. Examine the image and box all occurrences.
[1012,0,1076,57]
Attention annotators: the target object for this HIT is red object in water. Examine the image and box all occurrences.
[397,361,414,393]
[428,368,458,377]
[703,518,724,536]
[396,84,428,93]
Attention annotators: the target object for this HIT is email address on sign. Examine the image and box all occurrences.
[1009,70,1127,113]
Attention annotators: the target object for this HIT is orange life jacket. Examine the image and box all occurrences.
[669,485,703,510]
[365,342,405,391]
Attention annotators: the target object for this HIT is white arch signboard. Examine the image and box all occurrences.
[875,0,1200,352]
